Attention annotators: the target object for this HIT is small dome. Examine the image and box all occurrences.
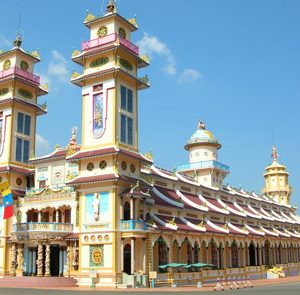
[185,121,221,150]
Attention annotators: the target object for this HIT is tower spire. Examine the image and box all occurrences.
[13,14,22,48]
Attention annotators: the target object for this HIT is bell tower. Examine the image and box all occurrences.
[71,0,150,151]
[262,146,292,205]
[0,34,47,193]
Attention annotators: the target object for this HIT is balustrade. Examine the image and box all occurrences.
[0,67,40,84]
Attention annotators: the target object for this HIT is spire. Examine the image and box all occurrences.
[271,146,278,163]
[198,120,206,130]
[106,0,116,13]
[13,14,22,48]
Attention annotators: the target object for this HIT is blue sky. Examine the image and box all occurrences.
[1,0,300,209]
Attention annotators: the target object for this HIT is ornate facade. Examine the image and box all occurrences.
[0,1,300,288]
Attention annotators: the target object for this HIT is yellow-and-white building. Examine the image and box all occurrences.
[0,0,300,288]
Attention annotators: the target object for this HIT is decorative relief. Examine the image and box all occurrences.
[118,27,126,39]
[3,60,10,70]
[120,58,133,71]
[18,88,33,99]
[99,160,107,169]
[97,26,108,37]
[20,60,29,71]
[90,57,109,68]
[0,88,9,97]
[90,245,104,267]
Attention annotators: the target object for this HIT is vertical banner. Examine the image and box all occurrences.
[93,93,107,138]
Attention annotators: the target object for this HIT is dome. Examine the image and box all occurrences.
[185,121,221,150]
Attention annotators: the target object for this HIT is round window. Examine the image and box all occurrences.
[121,161,127,171]
[99,160,107,169]
[20,61,29,71]
[130,164,136,173]
[87,162,95,171]
[16,177,23,185]
[97,26,108,37]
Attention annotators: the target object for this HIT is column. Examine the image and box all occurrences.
[10,243,17,276]
[59,247,63,276]
[37,242,44,277]
[216,247,220,269]
[56,210,59,223]
[130,198,134,220]
[28,248,33,275]
[62,209,65,223]
[261,247,265,265]
[206,247,209,264]
[65,246,70,276]
[120,201,124,220]
[258,247,262,266]
[17,244,24,276]
[143,239,147,274]
[38,212,42,222]
[44,244,51,276]
[228,248,232,267]
[143,201,147,220]
[223,247,227,268]
[32,248,37,275]
[121,239,124,272]
[242,247,246,267]
[131,238,135,274]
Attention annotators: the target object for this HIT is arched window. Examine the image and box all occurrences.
[231,242,239,268]
[249,243,256,266]
[194,243,199,264]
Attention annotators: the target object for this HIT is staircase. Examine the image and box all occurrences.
[0,277,78,288]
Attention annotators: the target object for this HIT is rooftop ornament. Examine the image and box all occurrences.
[72,48,81,57]
[128,15,138,27]
[31,50,40,59]
[13,34,22,48]
[84,10,96,23]
[272,146,279,162]
[198,120,206,130]
[67,127,77,155]
[106,0,117,13]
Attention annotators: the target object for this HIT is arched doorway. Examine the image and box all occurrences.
[249,243,256,266]
[209,240,218,268]
[231,241,239,268]
[123,202,130,221]
[124,244,131,274]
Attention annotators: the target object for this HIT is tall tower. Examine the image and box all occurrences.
[69,1,150,286]
[0,35,47,275]
[262,146,292,205]
[0,35,47,192]
[177,121,229,188]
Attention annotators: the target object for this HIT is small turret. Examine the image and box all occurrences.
[262,146,292,205]
[177,121,229,188]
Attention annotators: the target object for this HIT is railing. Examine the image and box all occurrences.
[13,222,73,232]
[0,67,40,84]
[82,33,139,55]
[26,185,75,194]
[120,220,148,231]
[177,160,230,173]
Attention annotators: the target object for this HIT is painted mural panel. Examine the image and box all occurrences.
[89,245,104,268]
[66,162,79,182]
[51,164,65,185]
[93,93,107,138]
[85,193,94,223]
[99,191,109,222]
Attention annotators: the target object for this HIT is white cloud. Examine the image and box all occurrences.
[47,50,70,83]
[138,33,176,75]
[178,69,202,84]
[36,134,51,157]
[0,33,10,49]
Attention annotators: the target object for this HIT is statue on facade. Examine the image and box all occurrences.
[92,193,100,221]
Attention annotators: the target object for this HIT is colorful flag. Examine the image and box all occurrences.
[2,187,13,219]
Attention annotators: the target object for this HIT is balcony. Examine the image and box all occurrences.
[13,222,73,233]
[0,67,40,84]
[177,160,230,173]
[82,33,139,55]
[120,220,148,232]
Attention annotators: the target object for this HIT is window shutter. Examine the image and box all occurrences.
[16,138,23,162]
[24,115,31,136]
[17,113,24,133]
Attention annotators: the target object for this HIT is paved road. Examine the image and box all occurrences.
[0,282,300,295]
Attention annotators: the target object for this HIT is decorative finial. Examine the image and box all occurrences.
[272,146,278,162]
[107,0,116,13]
[198,120,206,130]
[14,14,22,48]
[67,127,77,155]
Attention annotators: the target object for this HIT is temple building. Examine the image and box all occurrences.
[0,0,299,288]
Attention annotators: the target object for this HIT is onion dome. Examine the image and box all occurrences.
[184,121,221,151]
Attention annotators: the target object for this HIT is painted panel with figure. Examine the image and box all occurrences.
[90,245,104,268]
[93,93,107,138]
[51,164,65,185]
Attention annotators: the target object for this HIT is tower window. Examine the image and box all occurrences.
[120,114,133,146]
[120,85,133,113]
[16,138,30,163]
[17,112,31,136]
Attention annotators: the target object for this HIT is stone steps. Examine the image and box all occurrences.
[0,276,78,288]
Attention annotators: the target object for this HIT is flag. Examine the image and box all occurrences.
[2,187,13,219]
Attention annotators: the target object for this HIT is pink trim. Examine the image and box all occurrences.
[0,67,40,84]
[82,33,139,55]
